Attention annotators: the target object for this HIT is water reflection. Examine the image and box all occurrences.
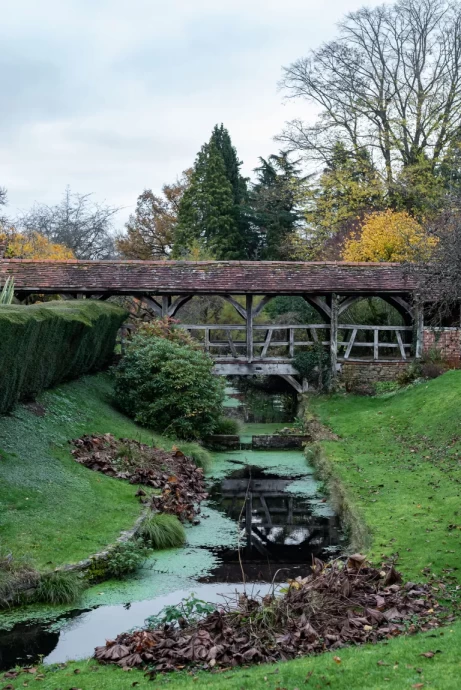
[205,465,342,582]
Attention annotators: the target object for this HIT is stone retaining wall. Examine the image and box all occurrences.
[340,361,409,393]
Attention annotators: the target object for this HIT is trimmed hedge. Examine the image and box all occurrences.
[0,300,127,413]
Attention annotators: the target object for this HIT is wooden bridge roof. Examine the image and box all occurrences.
[0,259,417,295]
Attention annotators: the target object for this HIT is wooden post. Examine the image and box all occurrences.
[246,295,253,363]
[330,293,338,387]
[415,301,424,359]
[161,296,171,317]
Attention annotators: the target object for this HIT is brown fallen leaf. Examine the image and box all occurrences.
[2,684,14,690]
[2,672,18,680]
[412,684,424,689]
[333,656,342,663]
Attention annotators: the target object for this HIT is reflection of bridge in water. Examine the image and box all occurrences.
[1,259,423,393]
[205,467,342,583]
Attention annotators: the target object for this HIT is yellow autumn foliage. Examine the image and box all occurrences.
[342,210,437,262]
[0,229,74,260]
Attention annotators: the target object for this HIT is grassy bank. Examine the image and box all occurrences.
[309,371,461,584]
[5,620,461,689]
[0,374,191,570]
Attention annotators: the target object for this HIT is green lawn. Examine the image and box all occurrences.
[0,373,181,570]
[310,371,461,584]
[5,620,461,689]
[3,371,461,688]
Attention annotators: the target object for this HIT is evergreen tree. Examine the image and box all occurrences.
[174,138,238,258]
[250,152,303,260]
[174,125,256,260]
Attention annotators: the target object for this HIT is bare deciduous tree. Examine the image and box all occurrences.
[18,187,120,259]
[279,0,461,190]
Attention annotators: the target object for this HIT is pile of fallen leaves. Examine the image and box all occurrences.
[94,556,442,675]
[71,434,207,522]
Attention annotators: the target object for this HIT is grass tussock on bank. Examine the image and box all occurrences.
[0,373,209,571]
[309,370,461,583]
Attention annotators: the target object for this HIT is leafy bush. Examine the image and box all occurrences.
[135,317,199,348]
[396,362,422,386]
[293,344,331,390]
[145,593,215,629]
[114,335,225,440]
[35,570,85,605]
[175,442,213,471]
[104,539,148,578]
[421,362,445,379]
[139,513,186,549]
[213,416,242,435]
[0,301,127,413]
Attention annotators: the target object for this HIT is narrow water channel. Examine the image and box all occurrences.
[0,388,344,670]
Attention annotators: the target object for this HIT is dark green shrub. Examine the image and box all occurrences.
[175,442,213,471]
[0,301,127,413]
[213,416,242,435]
[35,570,85,605]
[396,362,422,386]
[114,335,225,439]
[139,513,186,549]
[105,539,148,578]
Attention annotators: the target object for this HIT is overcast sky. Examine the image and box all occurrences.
[0,0,383,229]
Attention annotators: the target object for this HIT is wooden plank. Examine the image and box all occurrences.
[310,327,319,342]
[373,328,379,360]
[289,328,295,357]
[261,329,273,358]
[204,327,210,352]
[162,295,171,316]
[395,330,407,360]
[226,329,238,357]
[344,327,357,359]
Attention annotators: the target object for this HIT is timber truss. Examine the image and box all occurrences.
[0,260,422,393]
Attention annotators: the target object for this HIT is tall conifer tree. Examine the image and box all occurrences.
[174,125,256,259]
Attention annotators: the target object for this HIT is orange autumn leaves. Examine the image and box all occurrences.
[342,209,437,263]
[0,229,74,259]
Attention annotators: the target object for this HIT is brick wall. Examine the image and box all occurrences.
[340,361,410,393]
[423,328,461,366]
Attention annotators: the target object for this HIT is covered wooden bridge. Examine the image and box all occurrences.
[0,259,421,391]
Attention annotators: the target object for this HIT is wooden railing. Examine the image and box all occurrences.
[180,324,413,362]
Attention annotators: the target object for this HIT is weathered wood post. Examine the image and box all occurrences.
[162,296,171,317]
[246,295,253,363]
[415,299,424,359]
[330,293,338,388]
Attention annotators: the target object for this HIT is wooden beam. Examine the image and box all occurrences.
[415,302,424,358]
[252,295,273,318]
[373,328,379,360]
[223,295,247,320]
[168,295,192,317]
[303,295,331,319]
[344,328,357,359]
[330,293,338,386]
[246,294,253,363]
[396,330,407,360]
[142,295,162,316]
[162,295,171,316]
